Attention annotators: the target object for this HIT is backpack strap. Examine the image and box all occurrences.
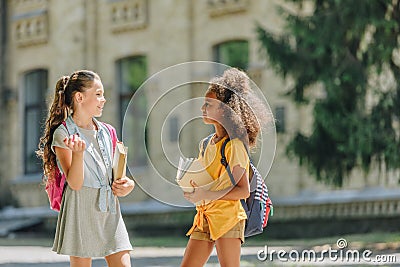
[220,138,247,207]
[200,133,214,157]
[101,122,118,153]
[58,121,70,188]
[61,121,70,135]
[220,138,237,186]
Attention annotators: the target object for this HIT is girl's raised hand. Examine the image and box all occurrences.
[63,134,86,153]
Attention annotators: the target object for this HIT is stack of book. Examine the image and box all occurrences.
[176,157,214,193]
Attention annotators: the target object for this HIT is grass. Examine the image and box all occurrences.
[1,231,399,248]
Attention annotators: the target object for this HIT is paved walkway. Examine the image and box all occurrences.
[1,246,258,267]
[1,245,399,267]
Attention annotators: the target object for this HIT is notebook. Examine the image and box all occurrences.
[176,157,214,193]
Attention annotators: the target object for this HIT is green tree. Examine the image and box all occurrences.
[258,0,400,186]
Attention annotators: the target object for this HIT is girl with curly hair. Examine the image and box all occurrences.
[181,68,270,267]
[37,70,134,267]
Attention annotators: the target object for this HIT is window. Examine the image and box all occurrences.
[24,69,48,174]
[275,106,286,133]
[214,40,249,74]
[116,56,148,167]
[169,116,179,142]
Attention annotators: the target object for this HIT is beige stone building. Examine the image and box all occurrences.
[1,0,399,234]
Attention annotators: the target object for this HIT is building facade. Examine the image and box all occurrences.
[1,0,399,225]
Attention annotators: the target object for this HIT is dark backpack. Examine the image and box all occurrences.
[202,135,273,237]
[45,121,117,212]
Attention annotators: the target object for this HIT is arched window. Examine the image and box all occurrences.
[23,69,48,174]
[213,40,249,74]
[116,56,148,167]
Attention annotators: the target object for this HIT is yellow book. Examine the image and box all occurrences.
[113,142,128,180]
[176,157,214,193]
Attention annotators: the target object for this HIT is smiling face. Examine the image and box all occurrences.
[201,91,223,125]
[78,78,106,117]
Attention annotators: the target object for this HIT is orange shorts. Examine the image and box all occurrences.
[190,218,245,243]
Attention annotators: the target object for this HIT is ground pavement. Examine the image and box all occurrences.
[0,245,399,267]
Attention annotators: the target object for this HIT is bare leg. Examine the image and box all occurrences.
[70,256,92,267]
[105,250,131,267]
[215,238,241,267]
[180,239,214,267]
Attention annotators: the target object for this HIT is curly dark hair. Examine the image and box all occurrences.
[36,70,99,183]
[207,68,272,148]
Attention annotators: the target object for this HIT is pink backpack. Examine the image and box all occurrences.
[45,121,118,212]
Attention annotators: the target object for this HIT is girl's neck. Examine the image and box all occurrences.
[214,125,227,143]
[72,113,96,130]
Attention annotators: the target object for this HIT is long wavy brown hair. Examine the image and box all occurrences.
[207,68,272,148]
[36,70,99,183]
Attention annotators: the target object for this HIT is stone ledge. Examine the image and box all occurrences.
[0,200,190,220]
[272,187,400,220]
[207,0,249,17]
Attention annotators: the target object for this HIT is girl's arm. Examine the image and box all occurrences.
[184,165,250,203]
[55,134,86,191]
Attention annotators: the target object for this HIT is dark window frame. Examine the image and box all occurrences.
[23,69,48,174]
[116,55,148,167]
[275,106,286,134]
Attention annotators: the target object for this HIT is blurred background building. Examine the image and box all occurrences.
[0,0,399,238]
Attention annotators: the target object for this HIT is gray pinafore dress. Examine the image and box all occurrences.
[51,116,132,257]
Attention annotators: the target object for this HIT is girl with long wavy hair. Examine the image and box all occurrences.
[37,70,134,267]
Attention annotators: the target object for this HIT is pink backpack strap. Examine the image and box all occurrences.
[101,122,118,153]
[61,121,67,130]
[61,121,70,135]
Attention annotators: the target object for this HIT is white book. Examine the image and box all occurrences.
[176,157,214,193]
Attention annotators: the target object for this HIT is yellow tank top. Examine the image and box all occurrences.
[186,135,249,240]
